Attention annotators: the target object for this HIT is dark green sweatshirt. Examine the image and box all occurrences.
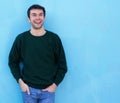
[8,30,67,89]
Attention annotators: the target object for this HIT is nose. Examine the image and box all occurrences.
[36,15,41,20]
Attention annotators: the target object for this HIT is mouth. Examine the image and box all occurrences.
[33,20,42,24]
[34,21,41,24]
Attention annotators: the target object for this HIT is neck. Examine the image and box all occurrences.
[30,27,46,36]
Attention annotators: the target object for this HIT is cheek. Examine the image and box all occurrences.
[41,18,45,21]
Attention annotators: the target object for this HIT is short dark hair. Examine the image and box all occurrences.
[27,4,46,18]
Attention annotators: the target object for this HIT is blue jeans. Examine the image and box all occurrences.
[22,87,55,103]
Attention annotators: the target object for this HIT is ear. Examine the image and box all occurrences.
[28,17,31,22]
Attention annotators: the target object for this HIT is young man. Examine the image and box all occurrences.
[8,4,67,103]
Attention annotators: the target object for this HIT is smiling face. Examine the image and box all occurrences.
[28,9,45,30]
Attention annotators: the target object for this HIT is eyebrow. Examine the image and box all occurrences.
[31,12,44,15]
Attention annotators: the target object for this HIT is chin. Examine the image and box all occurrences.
[33,24,43,29]
[32,25,42,29]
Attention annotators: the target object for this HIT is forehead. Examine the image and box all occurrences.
[30,9,44,14]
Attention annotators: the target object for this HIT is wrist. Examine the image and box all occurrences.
[52,83,57,88]
[18,78,25,85]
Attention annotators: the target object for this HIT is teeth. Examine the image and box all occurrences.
[35,22,41,24]
[35,21,41,23]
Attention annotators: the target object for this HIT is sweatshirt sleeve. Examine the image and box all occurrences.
[53,35,67,86]
[8,36,22,82]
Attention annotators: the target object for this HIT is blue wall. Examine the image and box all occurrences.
[0,0,120,103]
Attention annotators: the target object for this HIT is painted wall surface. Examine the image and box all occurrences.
[0,0,120,103]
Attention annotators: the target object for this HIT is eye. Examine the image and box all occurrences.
[31,13,37,17]
[39,13,44,16]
